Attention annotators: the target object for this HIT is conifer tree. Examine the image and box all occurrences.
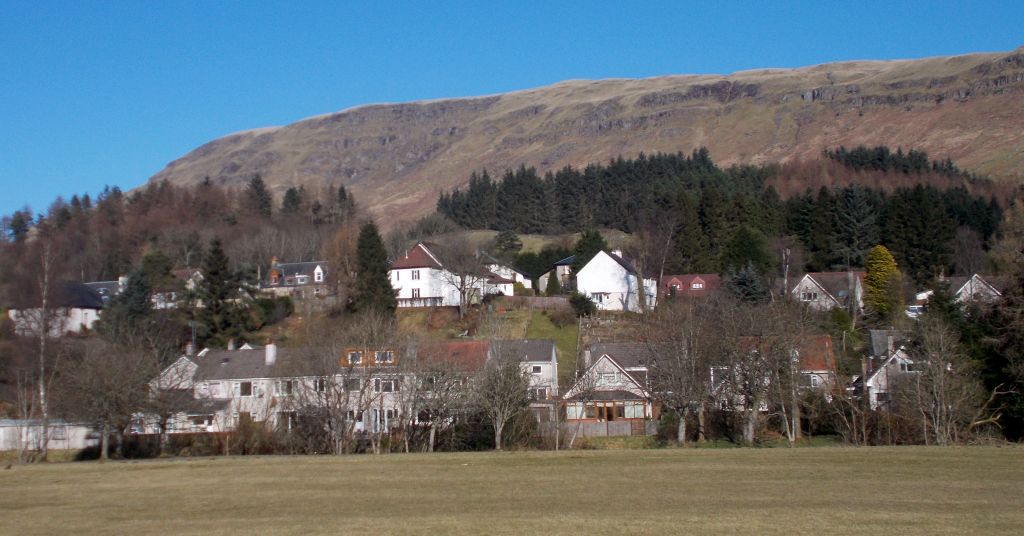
[725,262,769,303]
[281,187,303,215]
[352,221,397,315]
[864,245,903,323]
[244,175,273,217]
[571,228,608,274]
[720,225,773,275]
[545,272,562,296]
[198,238,243,344]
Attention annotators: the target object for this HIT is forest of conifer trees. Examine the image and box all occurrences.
[436,147,1003,284]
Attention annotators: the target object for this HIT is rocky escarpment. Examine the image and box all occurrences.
[149,47,1024,226]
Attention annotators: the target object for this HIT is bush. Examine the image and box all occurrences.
[569,292,597,317]
[512,282,531,296]
[545,306,577,328]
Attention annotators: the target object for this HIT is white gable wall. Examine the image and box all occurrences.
[576,252,657,312]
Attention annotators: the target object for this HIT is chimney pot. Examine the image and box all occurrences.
[227,338,236,351]
[265,340,277,366]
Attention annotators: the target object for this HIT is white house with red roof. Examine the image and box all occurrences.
[389,242,514,308]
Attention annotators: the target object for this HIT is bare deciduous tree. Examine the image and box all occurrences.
[474,340,531,451]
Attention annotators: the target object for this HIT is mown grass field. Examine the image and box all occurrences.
[2,447,1022,535]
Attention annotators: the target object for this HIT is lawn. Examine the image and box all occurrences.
[2,447,1023,535]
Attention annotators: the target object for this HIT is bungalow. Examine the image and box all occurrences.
[0,419,97,452]
[563,343,657,436]
[576,251,658,312]
[660,273,721,300]
[263,258,330,299]
[8,281,104,336]
[789,271,865,313]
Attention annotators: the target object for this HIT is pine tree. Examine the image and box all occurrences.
[864,245,903,323]
[491,230,522,260]
[571,228,608,274]
[834,185,879,267]
[545,272,562,296]
[198,238,243,344]
[95,269,153,343]
[281,187,303,215]
[244,175,273,217]
[352,221,397,315]
[725,262,769,303]
[720,225,773,275]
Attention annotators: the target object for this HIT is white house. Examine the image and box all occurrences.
[8,281,104,336]
[907,274,1005,318]
[482,253,532,290]
[575,251,657,312]
[148,342,406,434]
[789,271,865,313]
[389,243,513,308]
[0,419,97,452]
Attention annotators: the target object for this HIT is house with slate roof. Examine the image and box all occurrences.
[537,255,574,293]
[8,281,104,336]
[789,271,865,313]
[576,250,657,312]
[563,343,656,429]
[263,257,330,299]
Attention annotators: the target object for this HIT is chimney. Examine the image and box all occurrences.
[227,338,236,351]
[610,249,622,258]
[583,349,592,368]
[887,334,894,356]
[185,342,195,357]
[265,340,277,366]
[117,275,128,292]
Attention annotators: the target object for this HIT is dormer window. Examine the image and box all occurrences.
[270,275,279,285]
[691,282,704,289]
[314,269,323,283]
[348,351,362,365]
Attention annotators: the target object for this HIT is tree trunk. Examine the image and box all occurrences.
[677,410,688,445]
[743,410,757,445]
[697,403,707,443]
[494,422,504,451]
[428,423,437,453]
[100,422,110,462]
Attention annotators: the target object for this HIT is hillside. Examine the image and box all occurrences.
[149,47,1024,226]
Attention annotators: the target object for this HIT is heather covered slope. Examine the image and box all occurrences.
[149,47,1024,224]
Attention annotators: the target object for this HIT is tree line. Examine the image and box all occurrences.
[435,149,1002,285]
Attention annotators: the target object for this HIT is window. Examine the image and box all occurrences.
[591,293,605,303]
[531,365,542,374]
[691,282,704,289]
[616,405,625,419]
[279,411,297,430]
[51,426,67,440]
[412,270,420,280]
[375,350,394,364]
[235,381,253,397]
[532,387,548,400]
[275,380,295,396]
[344,378,361,391]
[585,404,596,419]
[348,351,362,365]
[296,275,309,285]
[199,382,209,396]
[394,272,399,281]
[900,361,916,373]
[876,392,890,403]
[270,275,279,285]
[412,288,420,299]
[315,378,327,393]
[314,270,323,283]
[374,378,395,393]
[597,373,619,386]
[800,291,819,302]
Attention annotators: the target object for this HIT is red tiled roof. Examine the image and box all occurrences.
[391,243,443,270]
[661,273,722,298]
[417,340,489,372]
[736,335,836,373]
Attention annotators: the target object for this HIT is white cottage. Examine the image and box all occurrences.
[789,271,865,313]
[390,243,514,308]
[576,251,657,312]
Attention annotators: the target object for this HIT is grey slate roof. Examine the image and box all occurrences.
[84,281,120,302]
[588,342,653,369]
[59,281,105,309]
[267,261,328,286]
[868,329,906,358]
[192,346,323,381]
[492,339,556,363]
[553,255,575,266]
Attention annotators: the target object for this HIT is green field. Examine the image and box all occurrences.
[2,447,1022,535]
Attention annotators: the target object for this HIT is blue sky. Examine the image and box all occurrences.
[1,1,1022,217]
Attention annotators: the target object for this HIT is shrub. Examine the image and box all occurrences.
[569,292,596,317]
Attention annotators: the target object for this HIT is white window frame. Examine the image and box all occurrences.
[531,365,542,374]
[348,351,362,365]
[374,378,396,393]
[375,350,394,364]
